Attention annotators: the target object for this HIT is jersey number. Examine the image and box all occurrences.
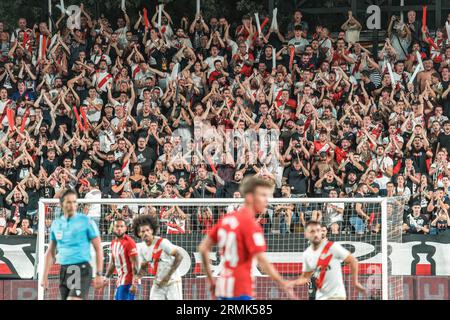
[217,229,239,267]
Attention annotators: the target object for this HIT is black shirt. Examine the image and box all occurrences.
[409,147,428,174]
[42,158,58,176]
[223,180,240,198]
[191,178,216,198]
[320,179,340,196]
[283,165,308,194]
[405,213,429,234]
[135,147,156,175]
[437,132,450,154]
[6,201,28,220]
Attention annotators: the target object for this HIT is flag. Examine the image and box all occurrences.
[206,156,218,175]
[289,47,295,70]
[6,108,15,131]
[422,6,427,32]
[73,106,84,131]
[143,8,149,29]
[260,17,269,34]
[19,108,30,132]
[80,107,89,130]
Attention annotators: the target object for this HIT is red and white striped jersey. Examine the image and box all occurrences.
[110,235,138,286]
[208,207,267,298]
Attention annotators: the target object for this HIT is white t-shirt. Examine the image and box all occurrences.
[0,99,12,126]
[82,97,103,122]
[92,71,113,92]
[302,240,350,300]
[369,156,393,189]
[288,37,309,52]
[84,188,102,218]
[137,237,181,283]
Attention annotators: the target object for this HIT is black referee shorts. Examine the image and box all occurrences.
[59,262,92,300]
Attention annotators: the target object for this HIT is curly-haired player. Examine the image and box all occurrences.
[132,214,184,300]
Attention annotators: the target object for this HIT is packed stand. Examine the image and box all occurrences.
[0,5,449,236]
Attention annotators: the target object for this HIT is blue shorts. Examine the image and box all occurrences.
[114,284,135,300]
[218,295,252,300]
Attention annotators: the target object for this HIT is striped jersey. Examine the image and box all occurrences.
[110,235,138,286]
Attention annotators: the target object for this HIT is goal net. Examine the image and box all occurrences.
[36,197,405,300]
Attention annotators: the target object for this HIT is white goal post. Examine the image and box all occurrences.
[36,197,404,300]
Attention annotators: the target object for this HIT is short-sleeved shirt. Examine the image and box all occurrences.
[111,235,138,286]
[137,237,179,283]
[302,241,350,300]
[50,212,100,265]
[208,207,266,298]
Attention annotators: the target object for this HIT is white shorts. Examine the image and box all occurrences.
[150,280,183,300]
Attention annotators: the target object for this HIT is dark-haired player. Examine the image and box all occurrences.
[105,218,139,300]
[291,220,365,300]
[308,224,328,300]
[133,214,184,300]
[198,176,294,300]
[41,189,104,300]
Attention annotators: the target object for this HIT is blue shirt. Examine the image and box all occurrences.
[50,212,100,265]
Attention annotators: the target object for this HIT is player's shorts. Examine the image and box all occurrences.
[218,295,252,300]
[59,262,92,300]
[150,280,183,300]
[115,284,136,300]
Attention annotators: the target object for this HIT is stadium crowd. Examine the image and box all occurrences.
[0,4,449,237]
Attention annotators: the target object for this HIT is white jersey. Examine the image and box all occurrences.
[369,156,393,189]
[0,99,13,126]
[302,240,350,300]
[92,71,113,92]
[137,237,180,283]
[84,188,102,218]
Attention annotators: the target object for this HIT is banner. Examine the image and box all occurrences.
[0,236,36,279]
[2,232,450,281]
[2,276,449,300]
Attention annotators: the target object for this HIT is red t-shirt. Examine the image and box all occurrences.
[334,146,348,164]
[110,235,138,286]
[313,141,331,155]
[208,207,266,298]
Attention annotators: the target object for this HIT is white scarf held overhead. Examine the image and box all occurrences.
[157,4,163,28]
[196,0,200,16]
[254,13,262,37]
[270,8,278,31]
[409,51,425,85]
[386,62,396,87]
[446,22,450,45]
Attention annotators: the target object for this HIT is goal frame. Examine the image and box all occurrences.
[37,197,390,300]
